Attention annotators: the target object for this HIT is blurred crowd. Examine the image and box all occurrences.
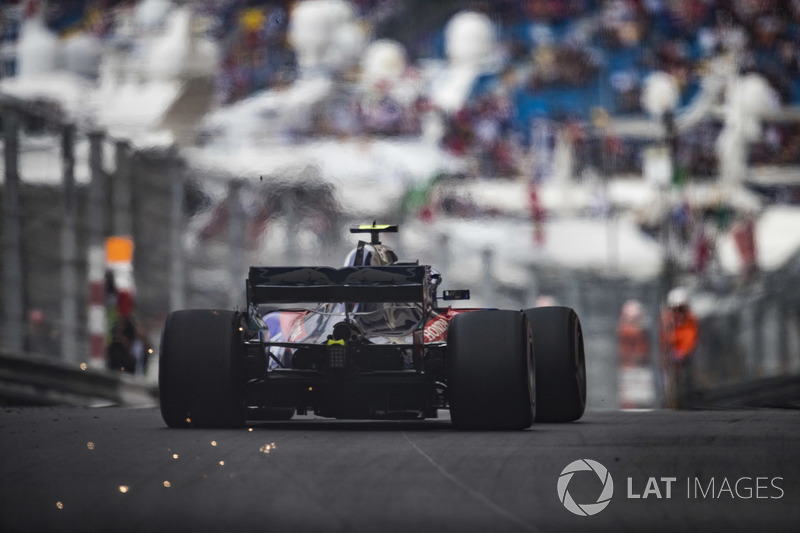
[213,3,298,104]
[4,0,800,178]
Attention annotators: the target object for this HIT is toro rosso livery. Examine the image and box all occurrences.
[159,224,586,430]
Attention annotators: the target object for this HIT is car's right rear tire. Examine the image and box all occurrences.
[159,309,246,428]
[447,310,534,430]
[524,306,586,422]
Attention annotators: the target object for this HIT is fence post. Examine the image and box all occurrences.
[480,248,495,303]
[228,179,245,310]
[109,140,137,334]
[752,296,765,377]
[87,131,107,367]
[282,187,299,265]
[741,304,756,379]
[113,140,133,236]
[2,105,25,353]
[565,271,580,311]
[648,282,665,406]
[438,233,450,280]
[526,264,539,307]
[60,124,79,363]
[776,295,789,373]
[169,152,185,311]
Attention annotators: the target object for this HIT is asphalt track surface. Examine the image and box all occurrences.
[1,407,798,533]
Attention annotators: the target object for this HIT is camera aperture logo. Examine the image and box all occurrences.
[558,459,614,516]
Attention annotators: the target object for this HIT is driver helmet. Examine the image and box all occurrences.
[343,242,398,266]
[343,240,431,334]
[621,299,645,324]
[667,287,689,309]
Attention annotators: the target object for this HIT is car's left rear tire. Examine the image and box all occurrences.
[447,310,535,430]
[159,309,246,428]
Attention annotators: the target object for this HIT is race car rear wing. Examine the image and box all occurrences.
[247,265,427,304]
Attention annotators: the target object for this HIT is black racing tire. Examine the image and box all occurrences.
[159,309,246,428]
[524,306,586,423]
[447,310,534,430]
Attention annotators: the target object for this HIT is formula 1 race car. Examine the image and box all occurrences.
[159,224,586,430]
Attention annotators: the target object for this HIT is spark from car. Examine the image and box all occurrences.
[259,443,277,454]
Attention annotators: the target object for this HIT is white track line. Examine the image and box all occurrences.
[402,431,544,533]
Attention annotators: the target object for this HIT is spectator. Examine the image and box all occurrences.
[23,309,58,358]
[106,313,151,375]
[617,299,655,409]
[107,314,137,374]
[659,287,699,409]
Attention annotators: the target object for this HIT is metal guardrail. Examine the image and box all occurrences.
[0,350,158,407]
[696,375,800,409]
[2,346,797,410]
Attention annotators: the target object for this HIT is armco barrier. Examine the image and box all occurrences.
[695,375,800,409]
[0,350,157,407]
